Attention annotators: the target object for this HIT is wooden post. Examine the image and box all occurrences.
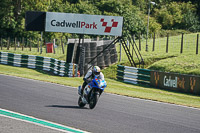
[17,41,20,48]
[37,38,40,52]
[40,32,43,54]
[196,34,199,55]
[152,32,155,51]
[61,37,65,54]
[45,40,47,53]
[132,35,135,57]
[14,37,17,50]
[22,37,24,51]
[25,38,27,48]
[166,33,169,53]
[180,33,184,53]
[139,33,141,51]
[7,37,10,50]
[0,37,2,50]
[43,33,46,54]
[119,40,122,62]
[53,39,56,54]
[29,38,32,51]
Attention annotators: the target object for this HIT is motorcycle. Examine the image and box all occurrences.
[78,76,107,109]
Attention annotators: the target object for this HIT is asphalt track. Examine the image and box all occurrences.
[0,74,200,133]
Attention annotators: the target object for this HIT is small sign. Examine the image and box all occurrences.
[45,12,123,36]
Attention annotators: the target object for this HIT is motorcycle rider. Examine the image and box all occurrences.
[81,66,104,96]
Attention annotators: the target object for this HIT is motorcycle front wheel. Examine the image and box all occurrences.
[89,93,99,109]
[78,96,86,108]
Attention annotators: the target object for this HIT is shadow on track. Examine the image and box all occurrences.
[45,105,88,109]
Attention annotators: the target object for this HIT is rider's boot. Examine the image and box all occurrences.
[81,87,84,96]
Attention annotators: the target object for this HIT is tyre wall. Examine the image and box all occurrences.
[67,40,118,75]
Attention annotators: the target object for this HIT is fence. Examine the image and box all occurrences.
[0,37,114,54]
[0,52,78,77]
[135,33,200,54]
[0,37,67,54]
[117,65,150,85]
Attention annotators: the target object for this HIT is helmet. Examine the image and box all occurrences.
[93,66,101,76]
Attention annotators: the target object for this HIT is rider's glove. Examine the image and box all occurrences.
[83,78,87,82]
[83,78,91,83]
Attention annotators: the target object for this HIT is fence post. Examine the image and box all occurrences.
[152,32,155,51]
[0,37,2,50]
[139,33,141,51]
[166,33,169,53]
[25,38,27,48]
[22,37,24,51]
[119,40,122,62]
[14,37,17,50]
[17,40,20,48]
[37,38,40,52]
[29,38,32,51]
[196,34,199,55]
[40,32,43,54]
[53,39,56,54]
[7,37,10,50]
[132,35,134,57]
[61,37,65,54]
[180,33,184,53]
[45,36,47,53]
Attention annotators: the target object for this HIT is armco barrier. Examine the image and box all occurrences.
[117,65,150,85]
[0,52,78,77]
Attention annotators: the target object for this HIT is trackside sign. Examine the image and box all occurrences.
[150,71,200,95]
[45,12,123,36]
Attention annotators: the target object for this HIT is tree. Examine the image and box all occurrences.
[0,0,16,37]
[154,1,199,31]
[148,17,162,34]
[180,2,200,31]
[154,7,174,29]
[96,0,146,36]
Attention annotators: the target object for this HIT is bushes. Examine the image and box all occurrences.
[156,29,191,38]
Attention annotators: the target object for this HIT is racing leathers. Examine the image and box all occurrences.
[81,70,105,95]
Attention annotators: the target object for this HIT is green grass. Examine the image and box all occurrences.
[117,32,200,76]
[0,64,200,108]
[148,54,200,75]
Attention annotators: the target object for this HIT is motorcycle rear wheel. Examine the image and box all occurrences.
[78,96,86,108]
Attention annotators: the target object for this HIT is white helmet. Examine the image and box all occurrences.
[93,66,101,76]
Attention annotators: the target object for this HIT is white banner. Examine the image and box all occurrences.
[45,12,123,36]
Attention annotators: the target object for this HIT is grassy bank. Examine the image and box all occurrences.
[0,64,200,108]
[148,54,200,75]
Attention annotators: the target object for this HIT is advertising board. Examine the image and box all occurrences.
[45,12,123,36]
[150,71,200,95]
[25,11,46,31]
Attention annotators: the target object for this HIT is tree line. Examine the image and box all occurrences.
[0,0,199,41]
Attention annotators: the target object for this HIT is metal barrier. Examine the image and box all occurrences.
[0,52,78,77]
[117,65,150,85]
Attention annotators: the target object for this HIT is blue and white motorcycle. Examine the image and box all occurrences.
[78,76,107,109]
